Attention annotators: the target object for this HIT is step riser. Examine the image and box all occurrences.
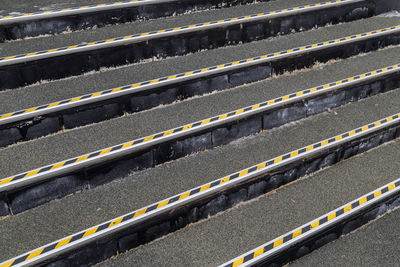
[2,28,400,148]
[0,0,272,42]
[25,123,400,267]
[0,1,379,91]
[1,71,399,215]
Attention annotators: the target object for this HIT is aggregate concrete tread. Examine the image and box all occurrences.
[0,46,399,178]
[96,133,400,266]
[1,16,400,114]
[289,206,400,267]
[0,0,130,15]
[0,88,399,262]
[0,0,322,55]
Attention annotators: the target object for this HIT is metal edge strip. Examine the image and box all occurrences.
[221,177,400,267]
[1,113,399,267]
[0,0,364,66]
[0,64,399,192]
[1,26,398,126]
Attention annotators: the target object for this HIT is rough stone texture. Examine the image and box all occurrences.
[9,175,87,214]
[25,117,61,140]
[118,233,139,253]
[0,200,9,216]
[63,103,120,129]
[229,65,271,88]
[263,103,306,130]
[88,151,154,187]
[0,127,22,147]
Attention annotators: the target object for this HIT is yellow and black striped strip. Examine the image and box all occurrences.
[0,0,172,24]
[222,178,400,267]
[0,65,399,189]
[0,0,366,65]
[1,113,399,267]
[1,27,399,125]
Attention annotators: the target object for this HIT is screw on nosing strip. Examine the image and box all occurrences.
[222,178,400,267]
[0,0,379,62]
[1,113,399,267]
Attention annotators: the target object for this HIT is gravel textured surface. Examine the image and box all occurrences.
[290,206,400,267]
[1,16,399,114]
[0,0,322,54]
[0,88,399,262]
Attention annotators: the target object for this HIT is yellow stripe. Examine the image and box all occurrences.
[0,113,13,119]
[157,199,169,208]
[51,162,65,170]
[310,220,319,229]
[0,260,14,267]
[348,130,356,136]
[239,170,248,176]
[359,197,367,205]
[99,148,112,155]
[201,119,211,125]
[292,229,302,238]
[26,248,44,260]
[163,130,174,136]
[321,140,329,146]
[236,109,244,115]
[25,169,40,177]
[82,227,98,238]
[109,217,123,227]
[76,154,89,162]
[111,88,122,93]
[133,208,147,217]
[3,56,16,60]
[274,157,283,163]
[306,145,314,151]
[344,204,352,213]
[179,191,191,200]
[200,184,211,191]
[91,92,103,97]
[254,247,264,257]
[232,258,244,267]
[257,163,266,170]
[327,212,336,221]
[361,126,369,131]
[388,184,396,191]
[23,107,38,113]
[143,136,155,142]
[273,238,283,248]
[252,104,260,110]
[0,178,13,185]
[335,135,343,141]
[374,190,382,198]
[122,142,134,149]
[47,102,61,108]
[219,114,228,119]
[290,151,299,157]
[26,52,38,56]
[182,124,193,130]
[296,91,304,97]
[220,177,230,184]
[70,97,82,102]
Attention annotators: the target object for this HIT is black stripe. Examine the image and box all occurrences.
[336,209,344,216]
[351,201,360,208]
[313,143,321,148]
[211,180,221,187]
[319,216,328,225]
[97,222,110,232]
[243,253,255,263]
[264,243,274,252]
[88,151,101,159]
[302,225,311,233]
[328,138,336,143]
[169,195,180,204]
[70,232,84,243]
[298,148,306,154]
[110,144,124,152]
[381,187,389,194]
[42,243,57,254]
[191,188,201,195]
[146,204,158,212]
[283,234,292,243]
[11,256,26,265]
[282,154,290,160]
[366,193,375,201]
[248,166,258,173]
[154,133,164,139]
